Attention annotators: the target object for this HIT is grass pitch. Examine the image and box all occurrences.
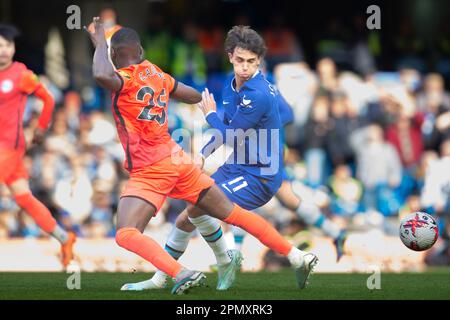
[0,268,449,300]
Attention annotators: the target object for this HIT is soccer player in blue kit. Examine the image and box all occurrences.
[230,68,348,262]
[121,25,319,291]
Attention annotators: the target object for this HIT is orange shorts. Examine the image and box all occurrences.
[121,150,215,214]
[0,148,28,185]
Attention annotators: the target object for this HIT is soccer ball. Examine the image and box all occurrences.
[399,212,439,251]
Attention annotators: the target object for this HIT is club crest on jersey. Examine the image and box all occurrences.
[1,79,13,93]
[240,95,252,108]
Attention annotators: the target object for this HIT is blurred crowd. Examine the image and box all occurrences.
[1,8,450,266]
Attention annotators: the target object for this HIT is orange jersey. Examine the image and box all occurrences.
[0,62,42,151]
[112,60,181,172]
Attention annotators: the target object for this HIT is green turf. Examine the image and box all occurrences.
[0,268,449,300]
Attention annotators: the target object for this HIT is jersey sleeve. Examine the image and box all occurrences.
[278,93,294,126]
[19,69,42,94]
[163,72,178,94]
[115,69,134,93]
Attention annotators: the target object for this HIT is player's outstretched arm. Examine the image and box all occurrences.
[84,17,121,92]
[171,81,202,104]
[32,85,55,144]
[18,70,55,145]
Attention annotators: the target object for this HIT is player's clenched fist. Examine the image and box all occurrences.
[84,17,107,48]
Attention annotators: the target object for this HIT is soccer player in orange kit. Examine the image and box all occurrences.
[0,24,76,268]
[85,17,318,294]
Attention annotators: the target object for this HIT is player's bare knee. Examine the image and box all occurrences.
[175,210,196,232]
[116,196,156,232]
[186,205,203,218]
[116,218,146,233]
[196,185,234,219]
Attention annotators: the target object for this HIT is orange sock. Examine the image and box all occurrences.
[224,204,293,256]
[15,193,57,234]
[116,227,182,278]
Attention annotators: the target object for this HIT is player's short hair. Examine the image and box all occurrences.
[225,25,266,57]
[0,24,20,42]
[110,27,141,48]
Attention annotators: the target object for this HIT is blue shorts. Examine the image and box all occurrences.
[211,164,281,210]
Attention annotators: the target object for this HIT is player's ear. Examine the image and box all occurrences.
[140,46,145,60]
[228,52,233,63]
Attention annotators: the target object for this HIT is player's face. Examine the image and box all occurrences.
[0,36,15,68]
[228,47,261,82]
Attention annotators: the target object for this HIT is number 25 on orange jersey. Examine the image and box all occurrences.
[136,86,166,125]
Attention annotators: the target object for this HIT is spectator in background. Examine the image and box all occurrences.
[263,13,304,71]
[274,62,318,148]
[316,58,339,94]
[421,139,450,218]
[328,164,363,216]
[80,85,104,113]
[62,91,82,134]
[53,156,93,235]
[303,93,332,188]
[399,189,422,220]
[399,68,422,95]
[421,139,450,263]
[350,124,403,216]
[383,87,424,204]
[0,185,19,237]
[87,111,116,146]
[198,23,227,100]
[86,179,115,238]
[88,8,122,46]
[142,6,173,72]
[326,91,356,167]
[386,113,424,167]
[30,149,67,194]
[90,146,118,188]
[316,18,351,70]
[44,111,77,158]
[421,97,450,152]
[171,21,207,91]
[349,14,378,76]
[198,24,225,73]
[417,73,450,112]
[416,150,439,191]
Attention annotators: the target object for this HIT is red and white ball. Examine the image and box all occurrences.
[399,212,439,251]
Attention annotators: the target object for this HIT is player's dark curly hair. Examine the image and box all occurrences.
[0,24,20,42]
[224,25,267,57]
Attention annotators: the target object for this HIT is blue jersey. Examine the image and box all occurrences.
[277,91,294,127]
[202,71,283,182]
